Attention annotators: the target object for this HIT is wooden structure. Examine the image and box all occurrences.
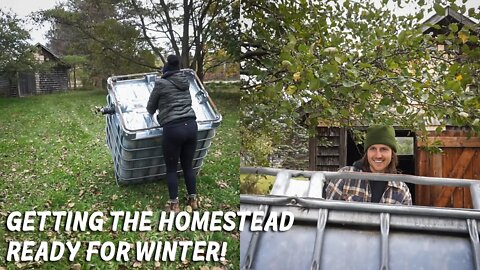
[0,43,70,97]
[310,127,480,207]
[421,6,479,36]
[309,127,347,172]
[416,130,480,208]
[309,127,416,174]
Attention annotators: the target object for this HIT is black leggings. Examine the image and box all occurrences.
[162,118,198,200]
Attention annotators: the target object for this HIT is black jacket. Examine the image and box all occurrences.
[147,71,196,126]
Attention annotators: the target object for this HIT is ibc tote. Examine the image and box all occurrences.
[100,69,222,185]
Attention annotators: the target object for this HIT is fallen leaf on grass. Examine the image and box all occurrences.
[67,202,75,208]
[154,261,161,269]
[132,261,142,268]
[216,181,229,189]
[213,150,222,158]
[44,200,52,208]
[71,263,81,270]
[111,194,118,200]
[179,260,191,268]
[95,170,107,177]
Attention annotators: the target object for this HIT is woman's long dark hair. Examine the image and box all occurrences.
[359,151,399,174]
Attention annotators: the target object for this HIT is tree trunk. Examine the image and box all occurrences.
[181,0,191,68]
[73,65,77,90]
[197,46,205,82]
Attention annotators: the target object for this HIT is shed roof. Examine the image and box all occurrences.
[420,6,479,34]
[35,43,70,68]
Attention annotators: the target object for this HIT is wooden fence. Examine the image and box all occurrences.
[416,130,480,208]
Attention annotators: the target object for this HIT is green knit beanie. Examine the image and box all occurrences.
[364,125,397,152]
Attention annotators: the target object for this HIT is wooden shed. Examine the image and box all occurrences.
[0,43,70,97]
[309,127,416,174]
[309,127,479,208]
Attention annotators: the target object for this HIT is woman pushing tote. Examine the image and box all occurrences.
[147,55,198,213]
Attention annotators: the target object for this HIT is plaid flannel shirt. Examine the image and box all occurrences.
[325,166,412,205]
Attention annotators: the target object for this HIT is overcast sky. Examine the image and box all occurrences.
[1,0,478,46]
[0,0,63,44]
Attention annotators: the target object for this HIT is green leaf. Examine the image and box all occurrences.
[446,79,461,93]
[359,62,372,69]
[324,63,339,75]
[342,80,358,88]
[468,8,475,17]
[448,23,458,33]
[398,31,407,44]
[324,87,334,99]
[354,104,365,114]
[380,96,392,106]
[434,3,445,16]
[298,43,309,53]
[388,60,399,69]
[310,78,320,90]
[436,34,446,43]
[287,34,297,48]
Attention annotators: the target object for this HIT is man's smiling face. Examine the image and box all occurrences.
[367,144,392,173]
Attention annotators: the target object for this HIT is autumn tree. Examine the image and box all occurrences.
[36,0,157,87]
[241,0,480,166]
[0,10,35,74]
[37,0,238,82]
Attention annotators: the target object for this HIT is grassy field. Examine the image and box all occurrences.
[0,85,239,269]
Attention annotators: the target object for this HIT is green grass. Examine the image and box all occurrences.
[239,175,274,195]
[0,86,239,269]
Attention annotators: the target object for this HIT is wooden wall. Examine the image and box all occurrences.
[416,130,480,208]
[0,69,69,97]
[0,75,17,97]
[309,127,347,171]
[37,68,69,94]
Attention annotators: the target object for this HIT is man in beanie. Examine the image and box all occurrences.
[325,125,412,205]
[147,54,198,213]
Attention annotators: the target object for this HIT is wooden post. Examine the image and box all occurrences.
[309,136,317,171]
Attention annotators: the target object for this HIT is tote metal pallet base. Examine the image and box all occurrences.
[240,167,480,270]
